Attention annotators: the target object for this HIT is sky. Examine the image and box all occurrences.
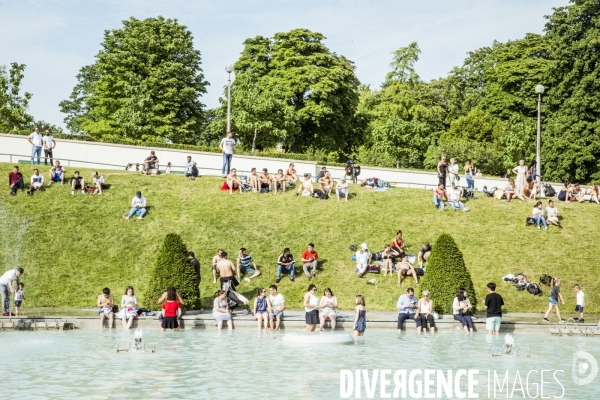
[0,0,570,131]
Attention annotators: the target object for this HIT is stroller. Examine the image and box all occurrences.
[462,188,477,201]
[217,280,251,316]
[344,160,361,184]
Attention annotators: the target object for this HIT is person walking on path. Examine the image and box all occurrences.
[28,127,43,165]
[543,278,566,323]
[219,131,236,177]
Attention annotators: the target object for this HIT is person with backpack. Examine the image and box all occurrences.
[543,278,566,323]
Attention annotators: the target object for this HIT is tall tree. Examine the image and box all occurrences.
[232,29,362,153]
[0,63,34,132]
[59,16,208,143]
[543,0,600,182]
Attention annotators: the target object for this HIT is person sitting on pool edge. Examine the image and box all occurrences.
[97,287,115,329]
[237,248,261,282]
[268,285,286,330]
[396,287,421,332]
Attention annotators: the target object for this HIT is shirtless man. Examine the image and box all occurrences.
[227,168,242,194]
[319,171,333,196]
[258,168,272,192]
[212,249,224,284]
[396,255,419,286]
[215,252,238,291]
[248,168,260,193]
[297,173,314,196]
[273,169,286,194]
[97,287,115,329]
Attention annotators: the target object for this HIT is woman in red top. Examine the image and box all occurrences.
[161,287,182,332]
[391,230,404,257]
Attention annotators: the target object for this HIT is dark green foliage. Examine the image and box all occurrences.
[0,63,34,132]
[418,233,477,314]
[145,233,200,310]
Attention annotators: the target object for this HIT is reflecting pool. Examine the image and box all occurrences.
[0,329,597,399]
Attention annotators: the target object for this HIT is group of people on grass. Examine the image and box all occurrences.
[7,164,107,196]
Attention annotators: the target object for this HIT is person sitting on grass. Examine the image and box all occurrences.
[453,288,473,333]
[525,180,540,201]
[302,243,319,280]
[543,277,566,323]
[268,285,286,331]
[557,182,573,203]
[396,288,421,333]
[97,287,114,329]
[316,166,327,181]
[185,156,199,180]
[272,169,286,194]
[258,168,272,192]
[122,191,147,221]
[571,183,583,202]
[381,245,395,277]
[276,248,296,283]
[319,288,338,332]
[143,151,159,175]
[8,166,24,196]
[336,178,349,202]
[92,171,106,195]
[27,168,45,195]
[432,183,447,210]
[237,248,261,282]
[591,184,600,205]
[161,286,182,332]
[505,178,517,202]
[253,287,272,331]
[355,243,371,278]
[418,242,432,268]
[248,168,260,192]
[546,200,560,227]
[286,163,299,182]
[297,173,314,196]
[70,171,86,195]
[391,230,405,258]
[416,290,435,334]
[532,200,548,231]
[213,290,232,330]
[318,171,334,196]
[48,160,66,185]
[573,284,585,323]
[448,182,470,212]
[396,255,419,286]
[227,168,242,194]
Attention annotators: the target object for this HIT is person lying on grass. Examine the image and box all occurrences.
[396,255,419,286]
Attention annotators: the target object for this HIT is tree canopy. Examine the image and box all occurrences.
[60,16,208,144]
[0,63,34,132]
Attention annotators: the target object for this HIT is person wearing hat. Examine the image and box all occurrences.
[448,182,470,212]
[143,151,159,175]
[336,178,349,202]
[296,173,314,196]
[355,243,371,278]
[122,191,147,221]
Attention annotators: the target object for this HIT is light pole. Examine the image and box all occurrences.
[225,64,233,134]
[535,84,544,186]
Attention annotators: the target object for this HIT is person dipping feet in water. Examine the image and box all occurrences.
[97,287,115,329]
[253,288,272,331]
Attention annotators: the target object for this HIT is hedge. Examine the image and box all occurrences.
[144,233,201,310]
[418,233,477,314]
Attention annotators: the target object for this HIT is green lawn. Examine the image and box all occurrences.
[1,162,599,313]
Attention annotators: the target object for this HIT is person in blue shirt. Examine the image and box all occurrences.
[396,288,421,333]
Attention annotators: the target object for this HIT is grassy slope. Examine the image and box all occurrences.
[1,162,599,313]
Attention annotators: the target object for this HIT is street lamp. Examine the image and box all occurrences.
[535,84,544,186]
[225,64,234,134]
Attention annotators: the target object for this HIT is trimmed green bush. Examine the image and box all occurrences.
[144,233,200,310]
[418,233,477,314]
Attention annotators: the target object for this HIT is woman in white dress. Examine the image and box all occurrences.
[512,160,528,195]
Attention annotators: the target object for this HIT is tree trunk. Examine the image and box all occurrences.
[252,128,257,154]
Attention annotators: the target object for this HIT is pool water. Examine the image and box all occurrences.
[0,329,598,399]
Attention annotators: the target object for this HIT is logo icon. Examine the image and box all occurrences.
[572,351,598,386]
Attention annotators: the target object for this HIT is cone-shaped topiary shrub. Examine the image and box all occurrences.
[417,233,476,314]
[144,233,200,310]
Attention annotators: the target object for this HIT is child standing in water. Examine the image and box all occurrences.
[543,278,566,323]
[353,295,366,337]
[14,283,25,316]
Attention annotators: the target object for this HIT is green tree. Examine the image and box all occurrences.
[0,63,34,132]
[384,41,421,87]
[60,16,208,143]
[233,29,361,154]
[543,0,600,182]
[144,233,200,310]
[418,234,477,314]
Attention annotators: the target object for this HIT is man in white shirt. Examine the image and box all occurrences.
[42,130,56,165]
[448,158,460,186]
[27,169,45,195]
[268,285,286,330]
[0,267,23,316]
[28,127,43,165]
[448,183,470,212]
[122,191,147,221]
[185,156,198,180]
[219,131,236,177]
[546,200,560,226]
